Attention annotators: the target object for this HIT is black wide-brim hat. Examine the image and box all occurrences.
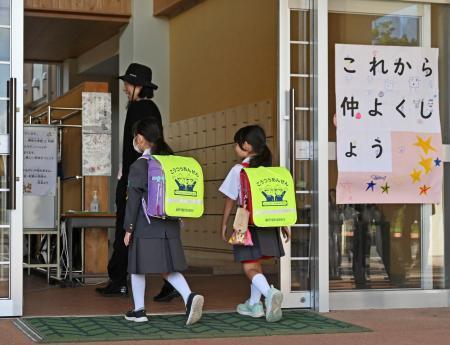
[118,63,158,90]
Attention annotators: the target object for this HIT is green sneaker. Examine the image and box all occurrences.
[265,286,283,322]
[236,300,265,318]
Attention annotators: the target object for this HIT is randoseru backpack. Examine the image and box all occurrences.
[239,164,297,227]
[239,162,254,224]
[139,153,204,220]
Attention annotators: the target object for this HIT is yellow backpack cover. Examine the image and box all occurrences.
[152,155,204,218]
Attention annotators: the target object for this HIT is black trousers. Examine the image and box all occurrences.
[107,178,128,286]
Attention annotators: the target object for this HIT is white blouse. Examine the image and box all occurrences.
[218,157,251,201]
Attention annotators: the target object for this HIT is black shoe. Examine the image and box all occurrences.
[124,309,148,322]
[153,280,181,302]
[96,282,128,296]
[185,293,204,326]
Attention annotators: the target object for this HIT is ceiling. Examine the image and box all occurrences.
[25,16,127,63]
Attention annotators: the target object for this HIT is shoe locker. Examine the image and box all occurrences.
[166,99,274,262]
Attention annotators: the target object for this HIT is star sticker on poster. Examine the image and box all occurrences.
[365,180,376,191]
[381,182,390,194]
[419,156,433,174]
[419,185,431,195]
[410,168,422,183]
[434,157,442,167]
[414,136,436,155]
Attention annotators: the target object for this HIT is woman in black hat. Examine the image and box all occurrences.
[96,63,178,301]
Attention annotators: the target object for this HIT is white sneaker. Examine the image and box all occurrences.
[265,286,283,322]
[237,300,265,318]
[186,293,204,326]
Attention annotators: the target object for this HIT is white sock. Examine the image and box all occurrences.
[249,283,262,305]
[166,272,192,305]
[131,274,146,311]
[252,273,270,298]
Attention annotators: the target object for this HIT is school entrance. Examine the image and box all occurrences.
[3,0,450,318]
[0,0,316,317]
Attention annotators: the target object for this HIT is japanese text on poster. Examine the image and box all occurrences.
[335,44,442,204]
[23,126,57,196]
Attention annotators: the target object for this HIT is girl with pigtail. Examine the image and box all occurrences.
[219,125,290,322]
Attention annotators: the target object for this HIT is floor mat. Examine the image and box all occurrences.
[14,310,370,343]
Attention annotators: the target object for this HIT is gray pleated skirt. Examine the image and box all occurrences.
[233,226,285,263]
[127,218,188,274]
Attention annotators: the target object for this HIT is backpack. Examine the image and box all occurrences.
[239,164,297,227]
[239,162,254,224]
[139,153,204,220]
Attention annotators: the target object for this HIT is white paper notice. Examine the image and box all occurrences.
[335,44,442,204]
[23,126,57,196]
[82,92,112,176]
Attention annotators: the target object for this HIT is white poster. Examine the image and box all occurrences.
[82,92,112,176]
[335,44,442,204]
[82,134,111,176]
[23,126,58,196]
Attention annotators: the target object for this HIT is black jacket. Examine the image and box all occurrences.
[121,99,163,181]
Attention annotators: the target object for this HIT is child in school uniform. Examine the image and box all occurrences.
[123,118,204,325]
[219,125,291,323]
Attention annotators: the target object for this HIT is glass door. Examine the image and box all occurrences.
[327,0,446,309]
[0,0,24,317]
[278,0,315,309]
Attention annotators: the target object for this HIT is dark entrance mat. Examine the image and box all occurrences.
[14,310,370,343]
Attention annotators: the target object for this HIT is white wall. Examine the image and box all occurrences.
[118,0,170,160]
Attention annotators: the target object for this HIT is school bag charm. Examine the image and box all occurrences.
[241,166,297,227]
[228,224,253,246]
[140,154,204,219]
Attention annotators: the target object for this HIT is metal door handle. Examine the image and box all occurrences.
[7,77,16,210]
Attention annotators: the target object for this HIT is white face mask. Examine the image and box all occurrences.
[133,136,143,153]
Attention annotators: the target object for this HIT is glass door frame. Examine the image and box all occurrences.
[327,0,450,310]
[278,0,330,312]
[0,0,24,317]
[280,0,450,312]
